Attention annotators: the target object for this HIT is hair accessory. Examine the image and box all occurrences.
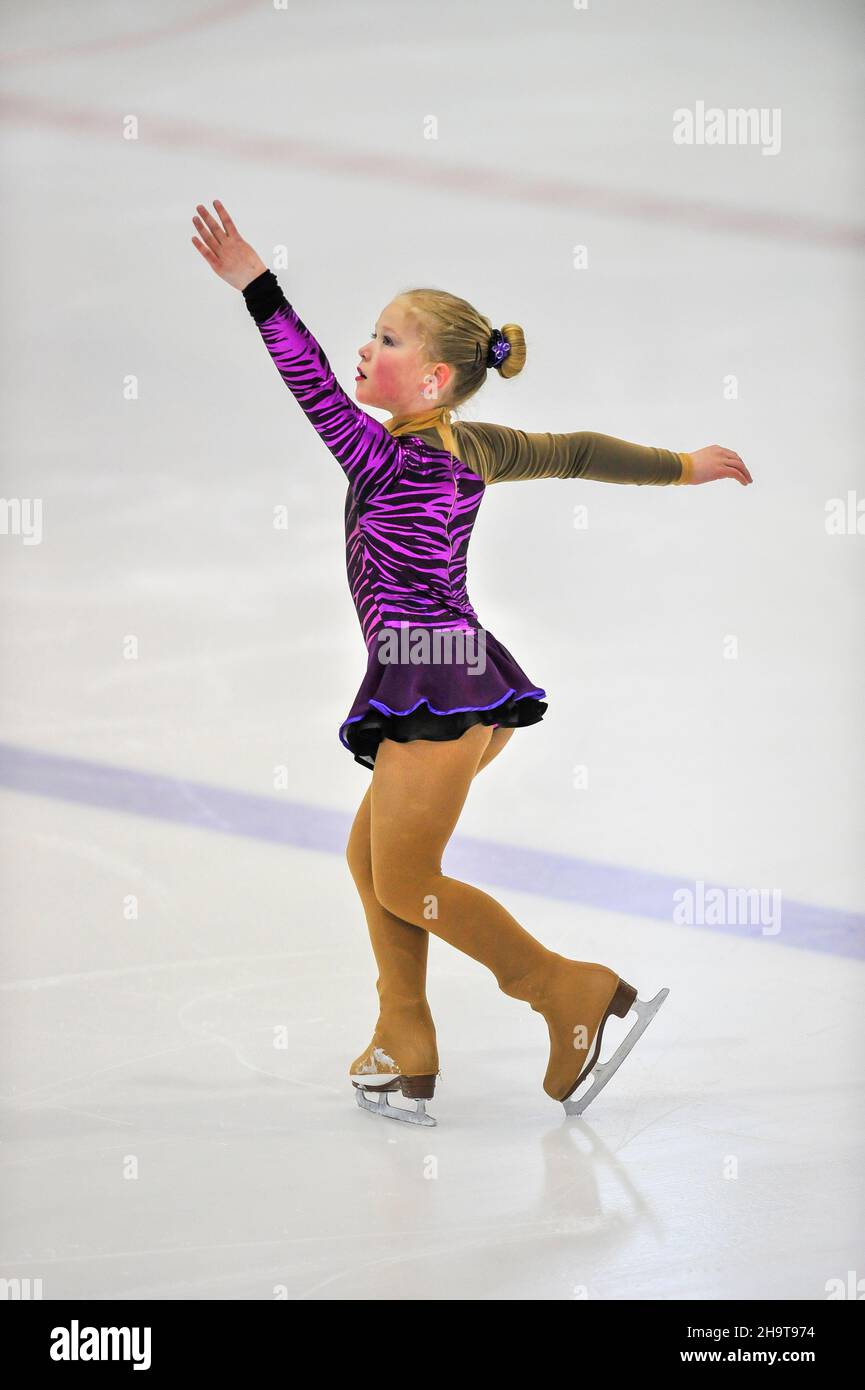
[486,328,511,369]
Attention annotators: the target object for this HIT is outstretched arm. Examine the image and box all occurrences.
[191,200,401,501]
[456,421,751,488]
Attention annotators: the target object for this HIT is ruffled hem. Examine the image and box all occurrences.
[343,693,548,771]
[338,625,548,771]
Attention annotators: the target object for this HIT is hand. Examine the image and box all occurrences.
[687,445,752,486]
[191,200,268,290]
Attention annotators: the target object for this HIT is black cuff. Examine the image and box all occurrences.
[242,269,287,324]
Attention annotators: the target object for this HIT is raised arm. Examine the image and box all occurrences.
[455,420,692,486]
[241,271,403,500]
[191,200,401,501]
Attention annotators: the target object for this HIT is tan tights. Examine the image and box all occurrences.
[345,725,561,1078]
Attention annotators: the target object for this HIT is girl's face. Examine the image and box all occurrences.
[355,299,452,417]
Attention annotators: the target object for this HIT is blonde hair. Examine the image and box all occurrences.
[395,287,526,411]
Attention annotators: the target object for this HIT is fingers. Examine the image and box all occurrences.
[719,460,750,485]
[720,448,752,485]
[213,199,237,236]
[195,202,226,246]
[725,463,751,485]
[192,213,221,257]
[191,236,216,266]
[717,450,756,489]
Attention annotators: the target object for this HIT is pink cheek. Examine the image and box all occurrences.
[371,359,401,392]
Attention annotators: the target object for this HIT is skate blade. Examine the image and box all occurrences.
[562,986,669,1117]
[354,1086,437,1127]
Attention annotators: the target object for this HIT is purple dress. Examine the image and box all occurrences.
[243,271,547,770]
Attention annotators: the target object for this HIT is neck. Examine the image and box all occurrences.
[383,403,457,460]
[383,403,452,436]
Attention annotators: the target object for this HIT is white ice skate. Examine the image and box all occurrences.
[561,986,670,1117]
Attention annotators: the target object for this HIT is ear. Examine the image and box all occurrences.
[431,361,452,394]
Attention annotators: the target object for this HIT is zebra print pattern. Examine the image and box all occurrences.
[253,300,489,648]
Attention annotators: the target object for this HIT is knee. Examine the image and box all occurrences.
[372,854,439,926]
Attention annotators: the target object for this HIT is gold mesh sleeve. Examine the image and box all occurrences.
[455,420,690,487]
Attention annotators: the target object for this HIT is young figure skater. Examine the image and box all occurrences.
[192,200,752,1127]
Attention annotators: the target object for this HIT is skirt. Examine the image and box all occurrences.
[339,624,548,771]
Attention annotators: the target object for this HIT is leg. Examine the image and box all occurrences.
[370,725,634,1101]
[345,725,515,1080]
[370,725,552,994]
[346,781,438,1078]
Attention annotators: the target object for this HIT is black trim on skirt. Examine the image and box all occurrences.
[345,693,549,771]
